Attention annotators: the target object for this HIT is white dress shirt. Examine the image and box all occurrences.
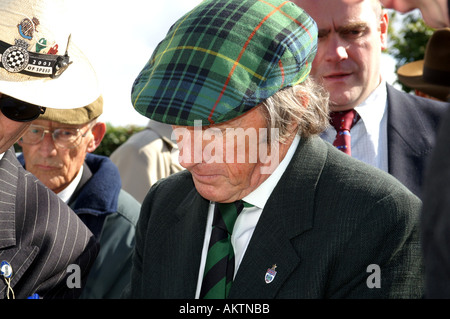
[321,81,389,172]
[195,135,301,298]
[57,165,83,203]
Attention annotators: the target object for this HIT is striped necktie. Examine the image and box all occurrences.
[200,200,252,299]
[330,109,360,156]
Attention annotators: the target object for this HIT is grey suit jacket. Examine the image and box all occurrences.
[125,136,423,299]
[386,84,448,198]
[0,148,99,299]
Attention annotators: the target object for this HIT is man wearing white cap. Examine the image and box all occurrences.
[0,0,99,298]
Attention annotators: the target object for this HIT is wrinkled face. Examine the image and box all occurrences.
[19,119,94,193]
[294,0,388,111]
[172,106,293,203]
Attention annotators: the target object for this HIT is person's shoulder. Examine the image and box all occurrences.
[142,170,194,207]
[323,140,420,203]
[111,128,162,156]
[387,84,449,113]
[150,169,193,194]
[116,189,141,226]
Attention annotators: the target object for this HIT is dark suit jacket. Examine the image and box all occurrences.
[124,135,424,298]
[0,148,99,299]
[421,105,450,298]
[386,84,448,198]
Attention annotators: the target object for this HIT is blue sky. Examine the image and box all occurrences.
[69,1,400,127]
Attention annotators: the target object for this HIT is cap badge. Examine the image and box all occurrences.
[1,39,30,73]
[18,17,40,40]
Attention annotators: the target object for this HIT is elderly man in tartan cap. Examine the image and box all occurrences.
[123,0,424,299]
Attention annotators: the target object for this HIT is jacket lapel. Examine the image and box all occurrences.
[386,84,432,197]
[0,148,41,297]
[171,189,210,298]
[229,136,328,298]
[0,148,19,249]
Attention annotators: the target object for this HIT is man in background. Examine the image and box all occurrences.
[293,0,448,198]
[110,120,183,203]
[18,97,141,298]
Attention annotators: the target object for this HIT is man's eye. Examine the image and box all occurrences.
[342,29,365,38]
[56,129,77,138]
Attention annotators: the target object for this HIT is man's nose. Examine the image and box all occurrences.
[323,36,349,63]
[39,131,57,154]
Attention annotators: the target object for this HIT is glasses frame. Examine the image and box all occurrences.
[20,123,94,149]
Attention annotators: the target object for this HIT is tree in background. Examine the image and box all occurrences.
[93,124,144,157]
[386,10,435,92]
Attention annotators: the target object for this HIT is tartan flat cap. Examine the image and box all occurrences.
[131,0,318,126]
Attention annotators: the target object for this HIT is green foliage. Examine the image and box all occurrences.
[386,11,435,92]
[93,123,144,157]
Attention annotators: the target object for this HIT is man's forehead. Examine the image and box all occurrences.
[174,104,267,131]
[294,0,377,23]
[32,119,87,129]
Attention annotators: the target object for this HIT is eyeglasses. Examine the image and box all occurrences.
[0,95,46,122]
[20,124,92,149]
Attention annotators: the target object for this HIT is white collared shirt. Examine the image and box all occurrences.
[195,135,300,298]
[321,81,389,172]
[56,165,84,203]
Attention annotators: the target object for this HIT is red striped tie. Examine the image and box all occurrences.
[330,109,360,156]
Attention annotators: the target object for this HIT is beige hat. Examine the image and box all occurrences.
[0,0,100,109]
[39,95,103,125]
[397,28,450,101]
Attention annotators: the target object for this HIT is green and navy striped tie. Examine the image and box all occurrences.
[200,200,252,299]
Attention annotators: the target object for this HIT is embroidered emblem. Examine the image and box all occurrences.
[265,264,277,284]
[17,17,40,40]
[36,38,47,53]
[1,39,30,73]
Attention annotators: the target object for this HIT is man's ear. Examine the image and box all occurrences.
[86,122,106,153]
[380,10,389,51]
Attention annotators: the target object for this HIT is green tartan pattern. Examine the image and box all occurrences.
[131,0,318,126]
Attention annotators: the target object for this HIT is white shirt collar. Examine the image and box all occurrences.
[242,135,300,209]
[57,165,84,203]
[354,80,388,136]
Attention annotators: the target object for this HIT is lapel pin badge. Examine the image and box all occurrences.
[1,261,15,299]
[1,261,12,278]
[265,264,277,284]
